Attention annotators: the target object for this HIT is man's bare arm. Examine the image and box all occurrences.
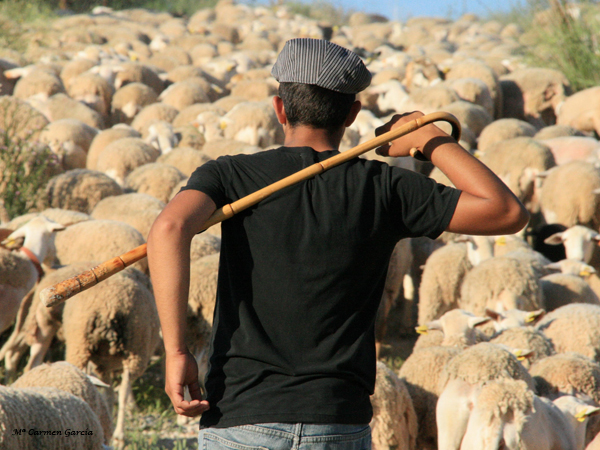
[376,112,530,235]
[147,189,217,416]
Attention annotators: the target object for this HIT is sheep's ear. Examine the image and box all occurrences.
[544,232,565,245]
[526,309,545,323]
[512,348,535,361]
[575,406,600,422]
[484,308,503,321]
[536,169,551,180]
[49,222,66,233]
[469,316,491,328]
[453,235,473,244]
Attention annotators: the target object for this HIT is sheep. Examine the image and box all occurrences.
[536,304,600,362]
[201,138,261,159]
[62,266,160,448]
[113,62,164,95]
[489,326,554,368]
[534,124,585,140]
[158,79,211,110]
[415,309,491,349]
[540,136,600,166]
[157,146,211,177]
[40,93,106,129]
[59,59,96,88]
[541,273,600,311]
[458,254,545,316]
[478,137,556,217]
[500,67,571,128]
[442,100,493,137]
[544,225,600,264]
[557,86,600,136]
[0,262,95,382]
[220,100,285,148]
[174,124,206,150]
[66,72,114,118]
[484,308,546,333]
[12,361,113,444]
[398,345,462,450]
[476,118,537,153]
[444,59,502,119]
[13,69,66,101]
[110,81,158,125]
[86,125,141,170]
[370,361,418,450]
[459,379,596,450]
[0,96,49,140]
[0,216,65,334]
[130,102,179,137]
[172,103,226,128]
[436,343,535,450]
[39,119,99,171]
[53,219,147,273]
[0,386,105,449]
[44,169,123,214]
[190,233,221,262]
[445,77,494,118]
[125,162,186,204]
[91,193,164,239]
[95,137,160,187]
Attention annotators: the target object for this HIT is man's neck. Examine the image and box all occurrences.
[283,125,344,152]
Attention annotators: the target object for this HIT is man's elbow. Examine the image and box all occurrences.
[503,200,530,234]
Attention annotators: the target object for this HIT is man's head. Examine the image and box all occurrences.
[271,38,371,133]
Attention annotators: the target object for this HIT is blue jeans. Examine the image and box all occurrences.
[198,423,371,449]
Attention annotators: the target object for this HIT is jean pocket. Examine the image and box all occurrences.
[201,432,269,450]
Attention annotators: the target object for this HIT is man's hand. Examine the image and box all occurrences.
[375,111,451,159]
[165,350,210,417]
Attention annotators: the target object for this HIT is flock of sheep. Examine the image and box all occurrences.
[0,0,600,448]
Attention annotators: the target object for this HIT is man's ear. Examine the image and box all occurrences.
[344,100,362,127]
[273,96,287,125]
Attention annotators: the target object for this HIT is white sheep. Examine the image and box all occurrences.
[0,216,65,334]
[478,137,556,217]
[44,169,123,214]
[541,273,600,311]
[458,254,545,316]
[220,100,285,148]
[0,386,106,449]
[370,361,418,450]
[95,137,160,187]
[37,93,106,130]
[66,72,114,118]
[460,378,597,450]
[157,146,212,177]
[61,266,160,448]
[489,326,554,368]
[557,86,600,136]
[13,69,66,101]
[53,219,147,273]
[86,125,141,170]
[535,304,600,363]
[415,308,491,349]
[130,102,179,137]
[12,361,113,445]
[110,81,158,125]
[125,162,186,204]
[436,343,535,450]
[476,118,537,153]
[39,118,99,171]
[145,120,179,154]
[544,226,600,264]
[399,345,462,450]
[417,243,472,325]
[538,161,600,229]
[540,136,600,166]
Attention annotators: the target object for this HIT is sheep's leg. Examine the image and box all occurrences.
[24,320,58,371]
[437,380,476,450]
[2,341,28,383]
[112,367,130,450]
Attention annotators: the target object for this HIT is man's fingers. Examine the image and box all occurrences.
[187,380,204,402]
[174,399,210,417]
[376,144,390,156]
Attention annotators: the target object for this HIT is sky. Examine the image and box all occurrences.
[297,0,523,22]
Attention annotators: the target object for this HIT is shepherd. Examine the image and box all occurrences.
[146,38,529,449]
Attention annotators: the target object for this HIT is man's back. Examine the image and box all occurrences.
[183,146,460,427]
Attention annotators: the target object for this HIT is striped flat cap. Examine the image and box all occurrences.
[271,38,371,94]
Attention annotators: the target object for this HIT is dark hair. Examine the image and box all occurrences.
[278,82,356,132]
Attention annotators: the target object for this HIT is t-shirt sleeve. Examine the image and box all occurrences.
[388,167,461,239]
[179,159,230,208]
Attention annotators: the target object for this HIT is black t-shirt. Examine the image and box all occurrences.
[181,146,461,428]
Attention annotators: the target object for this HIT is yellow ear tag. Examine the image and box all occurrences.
[575,410,588,422]
[496,237,506,246]
[581,271,591,277]
[219,121,228,130]
[526,314,536,323]
[415,325,428,335]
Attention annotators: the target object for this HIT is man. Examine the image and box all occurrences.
[147,38,529,449]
